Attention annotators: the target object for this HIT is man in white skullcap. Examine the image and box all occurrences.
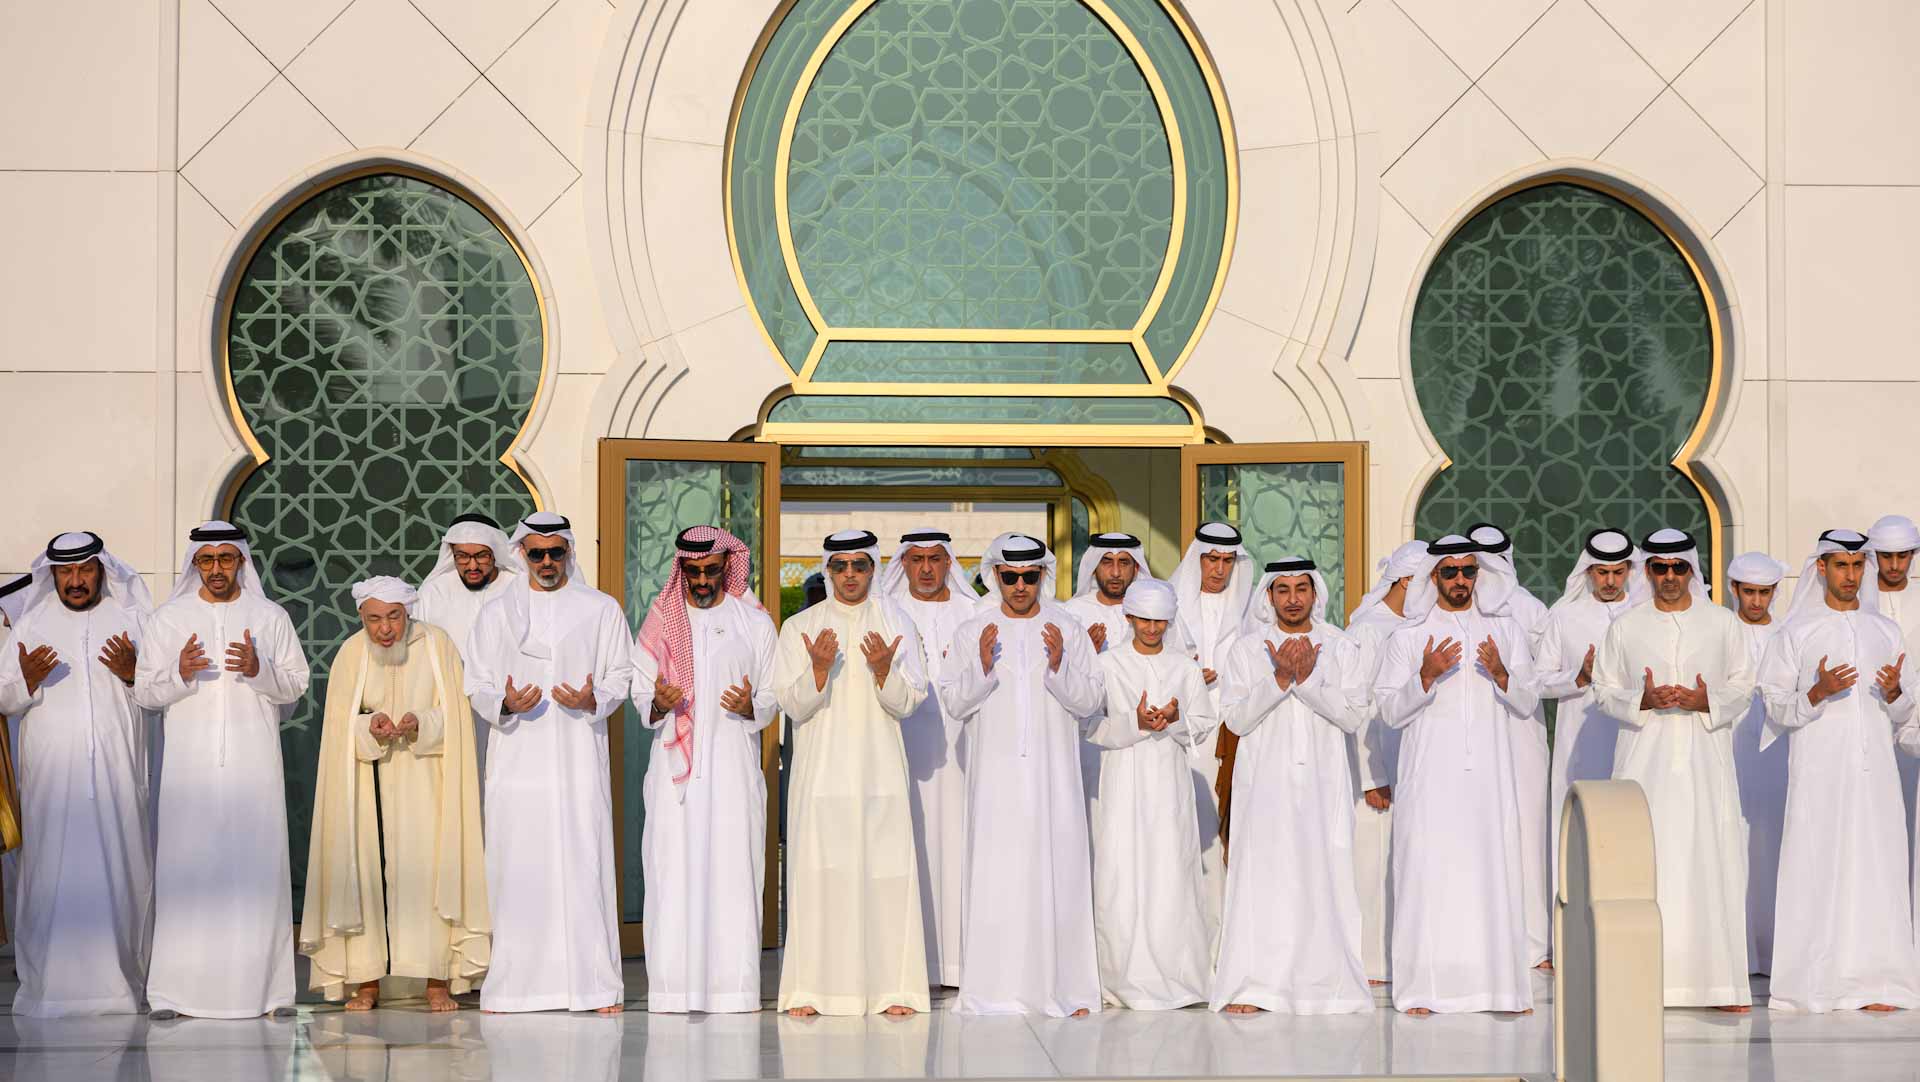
[1063,532,1155,818]
[134,521,310,1018]
[301,576,488,1012]
[0,532,153,1016]
[1535,528,1644,885]
[1591,528,1751,1010]
[1757,529,1920,1012]
[1465,522,1552,970]
[774,529,930,1017]
[415,512,524,790]
[1167,521,1252,943]
[1373,536,1540,1014]
[1084,578,1213,1010]
[1868,514,1920,858]
[878,528,977,987]
[1344,539,1427,985]
[941,533,1104,1015]
[1211,558,1372,1015]
[464,511,634,1013]
[633,526,778,1014]
[1724,550,1789,974]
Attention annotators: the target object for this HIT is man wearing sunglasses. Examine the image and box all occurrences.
[1591,528,1753,1011]
[1373,535,1540,1015]
[1724,550,1788,976]
[1868,515,1920,864]
[464,511,634,1014]
[1755,529,1920,1013]
[774,530,930,1017]
[940,533,1104,1016]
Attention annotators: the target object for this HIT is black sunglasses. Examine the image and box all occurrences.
[999,569,1042,586]
[1648,560,1692,577]
[681,561,727,580]
[826,557,872,574]
[526,545,569,563]
[1436,565,1478,581]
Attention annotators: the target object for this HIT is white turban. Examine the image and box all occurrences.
[352,576,419,608]
[1640,527,1710,601]
[879,528,975,601]
[1868,514,1920,554]
[1074,533,1153,599]
[1554,527,1649,609]
[423,512,523,591]
[1403,535,1519,620]
[978,532,1057,608]
[509,511,580,581]
[165,521,268,605]
[1351,540,1428,623]
[1120,578,1177,622]
[1242,556,1331,633]
[1726,551,1787,588]
[1783,528,1878,625]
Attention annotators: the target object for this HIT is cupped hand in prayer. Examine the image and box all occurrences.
[978,624,999,675]
[1088,622,1107,652]
[19,642,60,695]
[1877,653,1906,703]
[1135,690,1166,732]
[369,712,397,743]
[502,675,543,715]
[861,632,903,688]
[97,632,136,686]
[1475,636,1509,691]
[225,629,260,678]
[1575,644,1596,689]
[1041,622,1065,673]
[651,674,685,717]
[719,676,753,716]
[1807,655,1858,707]
[1263,639,1294,689]
[1419,636,1462,690]
[551,674,597,712]
[396,712,419,737]
[1363,786,1392,811]
[178,634,212,683]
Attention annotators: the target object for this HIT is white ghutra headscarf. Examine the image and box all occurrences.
[14,530,153,628]
[879,528,975,601]
[165,521,269,605]
[1640,527,1711,601]
[978,533,1057,610]
[1782,528,1878,626]
[1241,556,1332,633]
[1554,527,1649,609]
[422,512,524,592]
[1073,532,1154,599]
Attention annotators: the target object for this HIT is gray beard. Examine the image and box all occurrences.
[370,638,410,668]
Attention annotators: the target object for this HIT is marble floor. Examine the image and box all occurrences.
[3,956,1919,1080]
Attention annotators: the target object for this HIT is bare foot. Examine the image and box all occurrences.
[344,982,380,1012]
[595,1003,625,1014]
[1404,1007,1432,1016]
[426,982,458,1012]
[1535,960,1554,972]
[1864,1003,1900,1012]
[1367,979,1389,987]
[1070,1007,1090,1017]
[1223,1003,1262,1014]
[1717,1005,1752,1014]
[1512,1008,1535,1016]
[788,1006,819,1018]
[882,1005,916,1017]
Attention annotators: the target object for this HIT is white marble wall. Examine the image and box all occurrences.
[0,0,1908,601]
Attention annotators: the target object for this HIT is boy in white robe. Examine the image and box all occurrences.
[1591,528,1752,1010]
[1086,579,1213,1010]
[1725,551,1789,974]
[1211,559,1372,1015]
[1758,529,1920,1012]
[1063,532,1156,816]
[0,532,153,1017]
[633,525,778,1014]
[135,521,310,1019]
[415,512,523,789]
[774,530,930,1017]
[465,511,634,1013]
[1869,514,1920,863]
[941,533,1105,1016]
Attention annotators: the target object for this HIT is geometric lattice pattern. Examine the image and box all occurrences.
[1412,183,1714,600]
[1198,461,1349,626]
[225,174,541,906]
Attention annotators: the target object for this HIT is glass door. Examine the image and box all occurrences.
[597,439,783,954]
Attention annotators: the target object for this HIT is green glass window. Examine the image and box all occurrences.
[1411,183,1716,600]
[1197,462,1349,624]
[224,173,543,907]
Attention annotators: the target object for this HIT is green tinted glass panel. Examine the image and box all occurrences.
[794,444,1033,459]
[1198,461,1346,626]
[1070,496,1091,587]
[767,394,1191,425]
[811,341,1147,384]
[782,465,1061,486]
[225,173,541,908]
[1411,184,1714,600]
[619,458,764,922]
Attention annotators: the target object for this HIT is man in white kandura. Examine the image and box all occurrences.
[301,576,489,1012]
[1063,532,1155,813]
[1758,529,1920,1012]
[1869,514,1920,853]
[1345,540,1427,985]
[415,512,523,789]
[135,521,309,1019]
[1535,528,1643,883]
[0,532,153,1017]
[1212,558,1372,1016]
[1167,521,1254,942]
[774,530,929,1017]
[1085,578,1213,1010]
[1373,536,1539,1015]
[1725,551,1788,975]
[634,526,778,1014]
[465,511,634,1014]
[878,528,978,988]
[1590,528,1752,1011]
[941,533,1104,1016]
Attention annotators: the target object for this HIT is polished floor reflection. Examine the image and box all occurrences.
[4,957,1920,1080]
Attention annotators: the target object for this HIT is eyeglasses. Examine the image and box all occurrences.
[193,553,241,570]
[826,558,872,574]
[525,545,569,563]
[1436,565,1478,581]
[999,569,1042,586]
[451,551,493,565]
[681,561,727,580]
[1648,560,1692,577]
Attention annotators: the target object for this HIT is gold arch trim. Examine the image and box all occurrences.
[215,164,550,516]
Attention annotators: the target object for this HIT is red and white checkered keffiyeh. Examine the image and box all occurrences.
[637,526,759,788]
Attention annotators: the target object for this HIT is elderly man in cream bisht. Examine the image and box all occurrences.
[301,576,489,1012]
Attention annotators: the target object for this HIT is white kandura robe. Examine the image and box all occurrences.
[1730,618,1786,974]
[134,593,308,1017]
[1210,624,1373,1015]
[1062,593,1132,818]
[1375,607,1539,1014]
[466,582,635,1012]
[940,604,1105,1015]
[1592,599,1753,1006]
[1186,589,1232,945]
[1499,588,1553,968]
[0,599,152,1017]
[633,595,778,1014]
[896,592,977,987]
[774,596,930,1015]
[1346,605,1406,983]
[1536,592,1631,884]
[417,571,514,796]
[1758,607,1920,1012]
[1086,646,1214,1010]
[1878,587,1920,869]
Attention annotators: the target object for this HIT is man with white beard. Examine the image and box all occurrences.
[1211,559,1372,1015]
[415,512,523,787]
[1758,529,1920,1012]
[878,528,978,988]
[1063,532,1153,812]
[0,532,153,1016]
[1167,522,1253,941]
[1373,536,1540,1015]
[135,521,310,1018]
[1591,528,1752,1011]
[941,533,1104,1016]
[465,511,634,1013]
[1869,514,1920,853]
[1724,551,1788,974]
[1535,529,1643,883]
